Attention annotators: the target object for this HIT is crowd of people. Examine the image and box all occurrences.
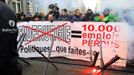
[16,4,119,23]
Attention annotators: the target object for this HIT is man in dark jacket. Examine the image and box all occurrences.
[59,9,70,21]
[0,0,22,75]
[72,9,83,21]
[83,9,94,21]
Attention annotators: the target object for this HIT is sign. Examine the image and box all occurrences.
[17,21,128,67]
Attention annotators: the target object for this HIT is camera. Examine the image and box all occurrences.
[48,3,59,11]
[48,3,60,19]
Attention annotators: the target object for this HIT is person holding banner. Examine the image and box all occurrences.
[72,9,83,21]
[59,9,70,21]
[83,9,94,21]
[100,8,118,23]
[0,0,22,75]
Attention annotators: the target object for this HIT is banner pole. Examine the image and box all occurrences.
[100,35,104,75]
[17,33,31,65]
[43,37,56,75]
[34,47,58,70]
[100,35,104,68]
[89,38,93,65]
[17,33,26,50]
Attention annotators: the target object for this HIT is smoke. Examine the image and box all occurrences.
[101,0,134,9]
[101,0,134,60]
[38,0,134,60]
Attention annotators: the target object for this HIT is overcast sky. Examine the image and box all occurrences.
[37,0,134,13]
[101,0,134,10]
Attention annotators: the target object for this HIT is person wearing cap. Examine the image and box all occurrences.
[94,13,101,22]
[83,9,94,21]
[100,8,118,23]
[0,0,22,75]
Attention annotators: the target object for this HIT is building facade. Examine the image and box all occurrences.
[5,0,37,15]
[5,0,22,13]
[5,0,101,16]
[21,0,42,15]
[21,0,37,15]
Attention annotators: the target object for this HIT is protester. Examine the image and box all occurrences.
[68,11,74,21]
[59,9,70,21]
[17,12,26,21]
[16,13,22,21]
[83,9,94,21]
[33,13,40,21]
[25,11,33,21]
[39,12,46,21]
[100,8,118,23]
[15,3,120,22]
[104,13,118,22]
[48,3,60,20]
[72,9,83,21]
[19,12,26,21]
[94,13,101,22]
[46,14,54,21]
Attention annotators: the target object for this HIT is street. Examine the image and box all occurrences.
[21,58,134,75]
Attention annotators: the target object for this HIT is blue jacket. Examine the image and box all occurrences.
[58,15,70,21]
[72,15,83,21]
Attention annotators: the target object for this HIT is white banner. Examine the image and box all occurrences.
[17,21,128,67]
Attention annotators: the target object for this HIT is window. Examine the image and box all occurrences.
[12,2,16,13]
[17,3,21,12]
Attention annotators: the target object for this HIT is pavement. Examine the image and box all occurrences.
[21,58,134,75]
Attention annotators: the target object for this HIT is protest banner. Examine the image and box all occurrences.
[17,21,128,67]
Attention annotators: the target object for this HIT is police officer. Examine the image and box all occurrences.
[0,0,22,75]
